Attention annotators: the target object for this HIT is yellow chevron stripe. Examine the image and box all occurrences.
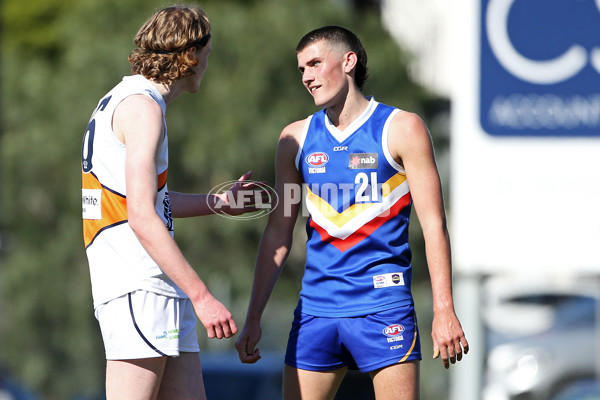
[383,173,407,198]
[306,173,407,228]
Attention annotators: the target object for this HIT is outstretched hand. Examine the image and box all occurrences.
[214,171,272,216]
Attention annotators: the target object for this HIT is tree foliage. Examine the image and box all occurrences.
[0,0,444,398]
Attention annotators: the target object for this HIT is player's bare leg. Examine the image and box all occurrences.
[157,352,207,400]
[370,360,420,400]
[105,357,167,400]
[283,365,347,400]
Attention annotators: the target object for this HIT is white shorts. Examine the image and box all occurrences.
[95,290,200,360]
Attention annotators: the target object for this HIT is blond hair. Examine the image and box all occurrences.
[128,5,211,85]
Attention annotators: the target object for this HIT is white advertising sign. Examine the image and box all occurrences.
[450,0,600,273]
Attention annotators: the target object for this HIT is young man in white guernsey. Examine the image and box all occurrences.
[236,26,469,399]
[81,5,265,399]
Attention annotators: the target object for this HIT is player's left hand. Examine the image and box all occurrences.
[235,321,262,364]
[214,171,272,216]
[432,310,469,369]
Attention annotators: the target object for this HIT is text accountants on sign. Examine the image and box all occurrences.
[480,0,600,136]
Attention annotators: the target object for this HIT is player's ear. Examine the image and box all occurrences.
[343,51,358,74]
[184,46,199,63]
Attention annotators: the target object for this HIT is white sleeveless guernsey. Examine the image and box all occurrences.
[81,75,185,309]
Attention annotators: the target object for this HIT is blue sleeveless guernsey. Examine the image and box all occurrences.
[295,98,413,317]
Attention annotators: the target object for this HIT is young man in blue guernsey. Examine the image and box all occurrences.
[236,26,469,399]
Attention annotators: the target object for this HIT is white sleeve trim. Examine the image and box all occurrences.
[294,115,313,171]
[382,109,405,173]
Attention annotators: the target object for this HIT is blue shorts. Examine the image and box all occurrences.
[284,305,421,373]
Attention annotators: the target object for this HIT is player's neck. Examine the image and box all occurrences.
[147,79,184,106]
[326,91,370,131]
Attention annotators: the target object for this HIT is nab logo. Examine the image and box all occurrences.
[306,152,329,167]
[382,324,405,337]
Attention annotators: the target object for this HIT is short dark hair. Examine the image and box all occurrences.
[296,26,369,90]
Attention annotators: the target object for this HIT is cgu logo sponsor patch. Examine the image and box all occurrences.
[374,276,386,285]
[373,272,405,289]
[306,152,329,167]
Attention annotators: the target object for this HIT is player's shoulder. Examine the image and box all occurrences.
[391,109,426,128]
[114,94,163,125]
[280,118,309,141]
[386,109,433,162]
[119,93,162,113]
[275,118,308,162]
[390,109,429,141]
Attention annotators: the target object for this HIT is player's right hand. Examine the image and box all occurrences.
[235,323,262,364]
[193,295,238,339]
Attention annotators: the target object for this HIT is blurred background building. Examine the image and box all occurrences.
[381,0,453,97]
[382,1,600,399]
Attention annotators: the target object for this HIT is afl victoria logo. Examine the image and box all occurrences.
[382,324,405,337]
[305,152,329,167]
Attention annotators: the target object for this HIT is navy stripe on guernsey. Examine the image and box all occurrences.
[86,221,128,249]
[296,98,414,318]
[128,293,167,357]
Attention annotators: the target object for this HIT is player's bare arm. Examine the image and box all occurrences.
[388,111,469,368]
[115,95,237,340]
[169,171,271,217]
[235,120,304,364]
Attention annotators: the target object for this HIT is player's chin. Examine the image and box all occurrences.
[187,80,202,94]
[311,96,325,108]
[312,95,332,109]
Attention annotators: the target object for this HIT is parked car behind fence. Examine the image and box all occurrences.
[482,276,600,400]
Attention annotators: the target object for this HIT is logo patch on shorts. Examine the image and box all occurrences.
[156,329,179,340]
[383,324,405,337]
[383,324,405,344]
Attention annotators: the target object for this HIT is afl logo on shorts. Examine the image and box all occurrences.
[382,324,405,337]
[305,152,329,167]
